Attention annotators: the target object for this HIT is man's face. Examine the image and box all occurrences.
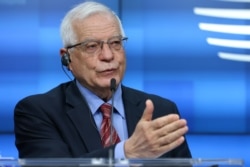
[68,13,126,96]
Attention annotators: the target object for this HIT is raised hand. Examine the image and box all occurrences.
[124,99,188,158]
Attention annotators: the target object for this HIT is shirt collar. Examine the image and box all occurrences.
[75,80,125,118]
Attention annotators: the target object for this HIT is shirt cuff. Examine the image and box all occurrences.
[114,140,126,158]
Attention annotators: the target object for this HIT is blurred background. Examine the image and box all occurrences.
[0,0,249,166]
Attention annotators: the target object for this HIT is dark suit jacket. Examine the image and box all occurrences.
[14,81,191,158]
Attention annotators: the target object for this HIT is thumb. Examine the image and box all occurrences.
[141,99,154,121]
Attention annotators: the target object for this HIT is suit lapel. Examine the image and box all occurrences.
[122,86,145,137]
[65,82,102,151]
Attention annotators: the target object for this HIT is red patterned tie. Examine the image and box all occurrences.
[100,103,120,147]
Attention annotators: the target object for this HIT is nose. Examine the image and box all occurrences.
[99,42,114,61]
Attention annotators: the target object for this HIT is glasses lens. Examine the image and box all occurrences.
[108,37,124,50]
[83,41,101,53]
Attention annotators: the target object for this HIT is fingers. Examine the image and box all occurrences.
[153,115,188,144]
[125,99,189,159]
[140,99,154,121]
[158,124,188,146]
[151,114,180,129]
[141,100,188,148]
[156,117,187,136]
[147,110,188,153]
[152,121,188,155]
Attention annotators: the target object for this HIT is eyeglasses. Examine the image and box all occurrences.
[66,36,128,54]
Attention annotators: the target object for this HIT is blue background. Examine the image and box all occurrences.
[0,0,249,166]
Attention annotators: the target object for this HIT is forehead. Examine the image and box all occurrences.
[72,13,121,40]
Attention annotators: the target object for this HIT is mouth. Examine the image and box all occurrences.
[101,68,116,75]
[97,62,119,74]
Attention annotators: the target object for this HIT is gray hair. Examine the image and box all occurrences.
[60,1,125,47]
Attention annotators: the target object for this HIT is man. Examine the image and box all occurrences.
[14,1,191,159]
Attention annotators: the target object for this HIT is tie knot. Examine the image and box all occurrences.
[100,103,112,118]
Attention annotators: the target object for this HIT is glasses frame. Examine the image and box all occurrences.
[66,36,128,54]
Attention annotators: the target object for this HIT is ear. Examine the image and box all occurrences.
[60,48,67,57]
[59,48,72,70]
